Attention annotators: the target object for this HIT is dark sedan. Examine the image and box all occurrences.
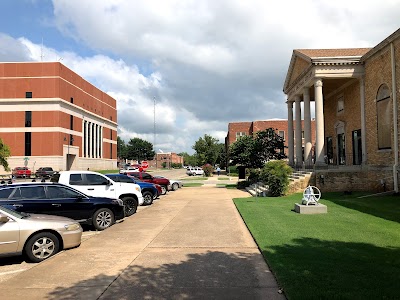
[0,182,125,230]
[105,174,161,205]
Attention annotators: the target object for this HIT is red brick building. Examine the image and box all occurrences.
[0,62,118,172]
[225,119,316,159]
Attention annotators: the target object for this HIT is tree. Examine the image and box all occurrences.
[125,138,155,162]
[178,152,197,166]
[0,138,11,172]
[117,137,127,160]
[229,128,286,169]
[215,143,227,169]
[192,134,220,166]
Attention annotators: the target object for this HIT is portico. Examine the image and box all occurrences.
[283,49,370,168]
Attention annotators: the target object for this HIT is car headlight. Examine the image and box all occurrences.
[135,186,141,192]
[112,199,124,206]
[64,223,81,231]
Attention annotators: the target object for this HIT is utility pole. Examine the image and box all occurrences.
[154,96,157,169]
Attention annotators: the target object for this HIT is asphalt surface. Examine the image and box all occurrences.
[0,170,285,299]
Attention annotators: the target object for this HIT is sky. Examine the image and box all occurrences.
[0,0,399,155]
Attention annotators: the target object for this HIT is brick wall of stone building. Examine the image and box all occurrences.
[324,80,361,165]
[288,57,310,87]
[364,37,400,167]
[311,168,393,193]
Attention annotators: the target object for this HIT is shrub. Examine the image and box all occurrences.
[161,162,167,168]
[202,164,214,177]
[247,169,261,184]
[260,160,292,197]
[237,180,250,189]
[228,166,238,175]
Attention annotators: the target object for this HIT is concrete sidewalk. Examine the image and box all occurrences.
[0,187,285,300]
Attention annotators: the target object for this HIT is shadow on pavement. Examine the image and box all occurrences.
[47,251,280,299]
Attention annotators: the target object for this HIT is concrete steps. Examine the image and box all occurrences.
[245,182,269,197]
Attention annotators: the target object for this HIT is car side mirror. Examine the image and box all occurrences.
[0,214,9,223]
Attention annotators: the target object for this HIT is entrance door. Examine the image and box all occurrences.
[352,129,362,165]
[337,133,346,165]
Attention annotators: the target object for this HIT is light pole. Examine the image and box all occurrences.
[154,96,157,169]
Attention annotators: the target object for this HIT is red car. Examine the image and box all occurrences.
[12,167,32,178]
[126,172,170,195]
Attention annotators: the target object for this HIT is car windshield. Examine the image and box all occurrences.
[0,205,30,219]
[107,175,135,183]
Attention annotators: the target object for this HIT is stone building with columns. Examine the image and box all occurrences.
[283,28,400,192]
[0,62,118,172]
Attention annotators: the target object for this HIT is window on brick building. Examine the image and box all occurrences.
[278,130,285,140]
[376,84,391,149]
[235,132,246,141]
[26,92,32,98]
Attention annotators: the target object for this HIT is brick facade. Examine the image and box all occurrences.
[225,119,316,157]
[0,62,118,172]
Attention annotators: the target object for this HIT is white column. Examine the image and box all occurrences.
[303,87,312,166]
[295,95,303,166]
[100,126,103,158]
[360,76,367,164]
[88,122,92,158]
[95,124,98,158]
[85,121,89,158]
[287,101,294,165]
[314,78,325,164]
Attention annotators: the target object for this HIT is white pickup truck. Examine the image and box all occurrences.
[50,171,144,217]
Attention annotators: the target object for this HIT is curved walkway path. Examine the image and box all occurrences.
[0,186,285,300]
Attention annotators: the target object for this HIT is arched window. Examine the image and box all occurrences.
[376,84,391,149]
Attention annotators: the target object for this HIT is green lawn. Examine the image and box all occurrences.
[182,183,204,187]
[217,177,229,180]
[181,177,208,181]
[234,192,400,299]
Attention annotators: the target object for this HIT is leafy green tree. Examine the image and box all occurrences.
[192,134,220,166]
[117,136,127,160]
[215,143,227,169]
[0,138,11,172]
[260,160,292,196]
[229,128,286,168]
[125,138,155,162]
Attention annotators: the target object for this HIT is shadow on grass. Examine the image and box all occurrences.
[323,192,400,223]
[46,251,281,300]
[263,237,400,299]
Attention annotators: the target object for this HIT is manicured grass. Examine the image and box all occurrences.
[182,183,204,187]
[181,177,208,181]
[234,192,400,299]
[97,170,119,174]
[217,177,229,180]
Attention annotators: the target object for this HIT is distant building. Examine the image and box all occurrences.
[0,62,118,172]
[154,152,183,168]
[225,119,316,159]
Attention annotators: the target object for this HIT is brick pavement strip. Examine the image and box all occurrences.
[0,186,285,300]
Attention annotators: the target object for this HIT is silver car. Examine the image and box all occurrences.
[0,206,82,262]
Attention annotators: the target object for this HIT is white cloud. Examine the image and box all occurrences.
[2,1,400,154]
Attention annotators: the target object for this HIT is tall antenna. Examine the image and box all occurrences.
[40,37,44,61]
[153,96,157,168]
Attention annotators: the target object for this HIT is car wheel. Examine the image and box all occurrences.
[122,197,137,216]
[93,208,115,230]
[24,232,60,263]
[172,182,179,191]
[161,185,167,195]
[142,191,154,205]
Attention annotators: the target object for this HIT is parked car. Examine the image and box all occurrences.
[12,167,32,178]
[0,182,125,230]
[0,205,82,262]
[154,176,183,191]
[51,171,143,217]
[186,167,204,176]
[105,174,161,205]
[126,172,170,195]
[119,165,140,174]
[35,167,55,178]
